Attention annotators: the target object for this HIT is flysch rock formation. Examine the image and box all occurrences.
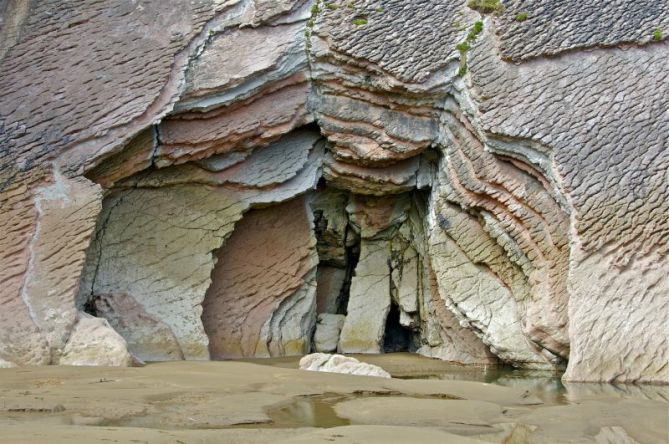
[0,0,666,383]
[202,195,319,359]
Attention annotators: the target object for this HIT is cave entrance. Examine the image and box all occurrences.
[383,301,416,353]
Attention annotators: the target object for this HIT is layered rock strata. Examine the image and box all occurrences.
[77,186,248,361]
[202,196,318,359]
[0,0,666,383]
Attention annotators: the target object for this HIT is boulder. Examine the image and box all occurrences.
[299,353,391,378]
[59,312,133,367]
[0,358,17,369]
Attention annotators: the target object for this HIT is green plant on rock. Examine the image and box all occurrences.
[456,41,471,52]
[456,20,485,77]
[515,11,529,22]
[325,2,338,10]
[467,20,483,40]
[653,28,663,41]
[467,0,504,14]
[352,17,368,26]
[305,0,323,52]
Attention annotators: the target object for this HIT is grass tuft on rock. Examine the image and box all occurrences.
[456,42,471,53]
[515,12,529,22]
[467,21,484,40]
[467,0,504,14]
[456,20,485,77]
[352,17,368,26]
[653,29,663,41]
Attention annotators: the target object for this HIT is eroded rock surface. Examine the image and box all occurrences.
[314,314,346,353]
[59,312,133,367]
[78,186,248,361]
[339,239,392,354]
[203,196,318,358]
[0,0,667,383]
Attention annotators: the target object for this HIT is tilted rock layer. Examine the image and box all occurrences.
[0,0,666,383]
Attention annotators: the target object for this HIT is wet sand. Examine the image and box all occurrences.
[0,354,667,443]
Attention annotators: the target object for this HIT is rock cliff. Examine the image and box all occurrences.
[0,0,667,383]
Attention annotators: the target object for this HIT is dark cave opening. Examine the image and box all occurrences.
[383,302,415,353]
[336,240,360,315]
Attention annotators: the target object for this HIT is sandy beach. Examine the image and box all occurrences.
[0,354,667,443]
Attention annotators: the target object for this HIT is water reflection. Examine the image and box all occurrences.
[396,362,669,405]
[562,381,669,403]
[245,353,669,407]
[266,395,351,428]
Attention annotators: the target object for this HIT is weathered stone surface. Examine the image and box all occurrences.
[85,128,157,188]
[346,194,410,239]
[136,127,320,188]
[394,201,497,365]
[309,188,351,267]
[22,172,102,363]
[427,199,557,368]
[178,21,307,112]
[0,170,51,366]
[313,314,346,353]
[59,312,133,367]
[197,150,251,172]
[339,240,391,353]
[250,0,307,25]
[324,153,419,196]
[467,30,669,379]
[315,267,347,314]
[0,0,243,179]
[156,77,312,167]
[202,196,318,359]
[564,249,669,383]
[204,127,320,188]
[118,129,325,207]
[299,353,391,378]
[312,0,469,84]
[78,186,247,361]
[390,245,418,317]
[93,293,184,362]
[0,0,263,368]
[315,95,438,165]
[308,0,471,173]
[1,0,667,383]
[494,0,669,62]
[416,268,499,365]
[0,168,101,366]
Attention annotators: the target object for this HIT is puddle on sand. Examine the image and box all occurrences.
[241,353,669,407]
[259,394,351,428]
[395,363,568,405]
